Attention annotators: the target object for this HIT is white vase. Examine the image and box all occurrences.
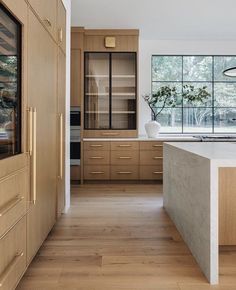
[145,120,161,138]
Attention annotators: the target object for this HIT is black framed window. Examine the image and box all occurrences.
[0,4,21,158]
[152,55,236,134]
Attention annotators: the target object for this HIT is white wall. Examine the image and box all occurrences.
[139,39,236,135]
[62,0,71,212]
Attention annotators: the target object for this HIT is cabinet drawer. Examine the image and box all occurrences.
[111,166,139,180]
[0,217,26,290]
[84,141,110,151]
[111,150,139,165]
[111,141,139,151]
[140,165,163,180]
[140,141,163,151]
[0,170,28,238]
[84,165,110,180]
[140,151,163,165]
[28,0,57,40]
[83,130,138,138]
[84,150,110,165]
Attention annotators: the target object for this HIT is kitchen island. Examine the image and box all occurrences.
[163,142,236,284]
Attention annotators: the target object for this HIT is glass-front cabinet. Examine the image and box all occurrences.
[0,4,21,159]
[84,52,137,136]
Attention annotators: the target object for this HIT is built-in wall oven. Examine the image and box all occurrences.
[70,107,81,165]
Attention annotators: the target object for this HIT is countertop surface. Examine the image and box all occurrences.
[83,135,199,142]
[165,142,236,160]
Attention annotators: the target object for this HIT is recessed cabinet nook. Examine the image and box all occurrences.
[0,0,66,289]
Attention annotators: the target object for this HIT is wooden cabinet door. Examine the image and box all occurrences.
[71,49,82,107]
[57,48,66,217]
[28,0,57,40]
[57,0,66,53]
[27,10,57,263]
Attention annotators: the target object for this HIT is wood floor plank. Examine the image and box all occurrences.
[17,184,236,289]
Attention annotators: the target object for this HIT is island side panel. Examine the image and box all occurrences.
[163,143,218,284]
[219,167,236,245]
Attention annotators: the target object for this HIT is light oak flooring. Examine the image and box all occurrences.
[17,184,236,290]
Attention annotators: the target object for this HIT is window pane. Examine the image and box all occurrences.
[183,82,212,107]
[152,82,182,107]
[183,108,213,133]
[156,108,182,133]
[214,56,236,82]
[152,56,182,81]
[183,56,212,81]
[214,83,236,107]
[214,108,236,133]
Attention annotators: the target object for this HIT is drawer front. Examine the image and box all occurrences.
[140,165,163,180]
[83,130,138,138]
[84,150,110,165]
[28,0,57,40]
[111,150,139,165]
[111,166,139,180]
[111,141,139,151]
[140,141,163,151]
[140,151,163,165]
[84,141,110,151]
[84,165,110,180]
[0,217,26,290]
[0,169,28,237]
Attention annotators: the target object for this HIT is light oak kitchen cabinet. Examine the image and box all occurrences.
[0,0,29,289]
[0,0,67,288]
[27,0,57,40]
[27,8,58,263]
[83,140,163,181]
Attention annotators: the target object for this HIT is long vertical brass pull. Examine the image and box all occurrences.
[32,108,37,204]
[58,113,63,179]
[28,108,33,156]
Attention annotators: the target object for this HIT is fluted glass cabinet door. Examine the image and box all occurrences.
[84,53,110,129]
[111,53,136,129]
[0,4,21,159]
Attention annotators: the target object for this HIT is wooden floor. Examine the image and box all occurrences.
[17,184,236,290]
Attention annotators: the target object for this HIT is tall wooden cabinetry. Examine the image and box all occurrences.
[27,8,57,262]
[0,0,66,288]
[83,29,139,138]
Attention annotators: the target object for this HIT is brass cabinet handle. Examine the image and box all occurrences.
[44,18,52,27]
[0,196,24,217]
[58,114,63,179]
[152,144,163,147]
[27,108,33,156]
[117,171,132,174]
[58,28,63,43]
[118,156,132,159]
[153,171,163,174]
[32,108,37,205]
[90,156,104,159]
[118,144,132,147]
[153,156,163,159]
[102,132,119,136]
[0,252,24,287]
[90,144,103,147]
[91,171,104,174]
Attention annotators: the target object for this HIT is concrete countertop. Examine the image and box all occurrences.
[83,135,199,142]
[165,142,236,161]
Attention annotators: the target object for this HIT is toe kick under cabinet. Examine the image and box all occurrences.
[83,141,163,181]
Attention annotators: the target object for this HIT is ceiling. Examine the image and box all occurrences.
[71,0,236,40]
